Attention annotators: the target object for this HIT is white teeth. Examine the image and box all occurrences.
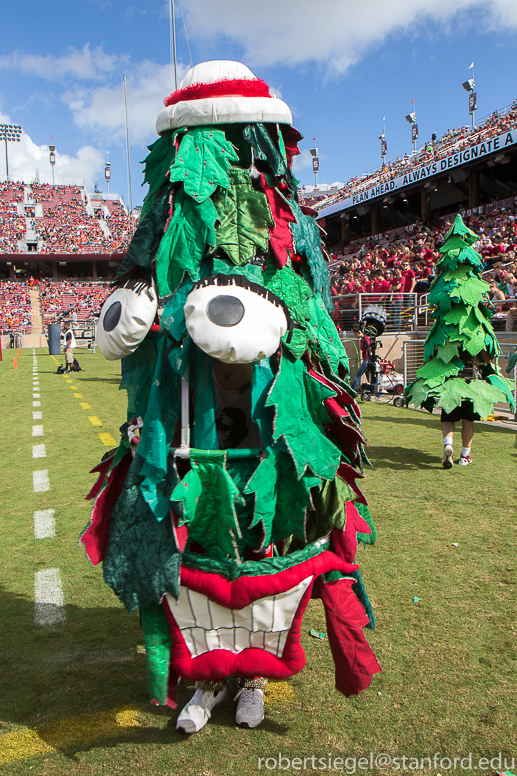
[166,575,313,659]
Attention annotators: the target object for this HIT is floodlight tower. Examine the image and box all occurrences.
[49,144,56,185]
[0,124,22,181]
[310,145,319,188]
[404,110,418,153]
[462,65,477,129]
[105,153,111,197]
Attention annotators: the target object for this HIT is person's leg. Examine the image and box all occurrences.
[351,359,368,391]
[176,679,228,734]
[234,677,267,728]
[442,422,455,469]
[458,420,474,465]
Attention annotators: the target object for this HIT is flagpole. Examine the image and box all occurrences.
[123,75,134,233]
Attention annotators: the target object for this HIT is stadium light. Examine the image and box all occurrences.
[462,63,477,129]
[0,124,22,182]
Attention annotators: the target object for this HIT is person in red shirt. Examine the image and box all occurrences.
[351,325,371,391]
[368,270,390,303]
[401,261,416,294]
[389,268,404,329]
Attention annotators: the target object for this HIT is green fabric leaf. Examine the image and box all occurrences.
[117,193,171,277]
[444,302,470,326]
[507,352,517,373]
[450,278,491,307]
[169,126,239,203]
[306,475,355,543]
[243,123,287,177]
[355,501,377,546]
[306,294,349,374]
[265,354,341,480]
[171,451,243,560]
[140,133,177,221]
[485,373,516,409]
[416,357,462,382]
[244,450,320,546]
[436,341,461,364]
[263,263,312,359]
[434,378,508,418]
[289,197,332,309]
[213,256,264,285]
[444,213,478,244]
[212,167,273,265]
[154,190,218,297]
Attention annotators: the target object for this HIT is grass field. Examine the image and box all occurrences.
[0,347,516,776]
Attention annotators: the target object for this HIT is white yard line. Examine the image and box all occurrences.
[32,401,41,407]
[32,444,46,458]
[34,569,66,626]
[33,411,43,420]
[32,425,44,437]
[33,470,50,492]
[34,510,56,539]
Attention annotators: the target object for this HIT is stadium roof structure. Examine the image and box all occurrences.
[317,121,517,247]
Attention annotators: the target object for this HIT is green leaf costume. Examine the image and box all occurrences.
[82,63,381,707]
[405,214,515,417]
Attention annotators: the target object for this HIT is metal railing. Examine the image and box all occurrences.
[332,293,419,332]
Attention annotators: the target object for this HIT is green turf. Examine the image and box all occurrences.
[0,348,516,775]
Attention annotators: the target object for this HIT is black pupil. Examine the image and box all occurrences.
[207,295,245,327]
[103,301,122,332]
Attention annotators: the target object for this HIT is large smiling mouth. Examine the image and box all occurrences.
[165,575,313,658]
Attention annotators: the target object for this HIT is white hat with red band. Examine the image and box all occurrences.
[156,60,292,135]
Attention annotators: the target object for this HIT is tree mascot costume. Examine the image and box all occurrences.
[81,60,381,733]
[405,214,515,463]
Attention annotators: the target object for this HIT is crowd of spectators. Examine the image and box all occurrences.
[0,183,136,255]
[0,182,27,252]
[0,280,32,333]
[40,280,111,323]
[328,205,517,332]
[308,101,517,211]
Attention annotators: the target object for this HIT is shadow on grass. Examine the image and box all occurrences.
[366,413,516,435]
[77,377,122,384]
[0,586,288,764]
[367,446,439,469]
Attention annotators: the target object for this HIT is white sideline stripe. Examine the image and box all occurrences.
[34,509,56,539]
[33,470,50,492]
[33,401,41,407]
[32,425,44,437]
[33,393,40,399]
[33,411,43,420]
[34,569,65,626]
[32,444,46,458]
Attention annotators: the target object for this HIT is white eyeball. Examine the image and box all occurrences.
[184,277,288,364]
[96,278,158,360]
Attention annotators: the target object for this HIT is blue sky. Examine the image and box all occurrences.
[1,0,516,207]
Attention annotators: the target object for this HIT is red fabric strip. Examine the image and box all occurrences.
[164,78,271,107]
[318,577,381,696]
[80,452,133,566]
[258,173,296,268]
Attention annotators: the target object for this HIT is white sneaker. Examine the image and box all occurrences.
[458,454,473,466]
[442,444,454,469]
[234,688,264,728]
[176,685,227,734]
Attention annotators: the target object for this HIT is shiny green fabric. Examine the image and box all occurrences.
[243,123,287,178]
[140,133,177,221]
[140,602,172,705]
[289,197,332,309]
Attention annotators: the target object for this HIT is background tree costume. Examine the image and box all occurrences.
[405,214,515,417]
[81,61,381,713]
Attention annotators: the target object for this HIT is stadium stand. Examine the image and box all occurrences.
[305,101,517,211]
[39,280,111,324]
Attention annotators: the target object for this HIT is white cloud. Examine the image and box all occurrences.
[292,148,313,172]
[0,111,104,187]
[0,44,126,82]
[62,60,189,146]
[183,0,517,73]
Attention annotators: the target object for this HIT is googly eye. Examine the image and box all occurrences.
[96,279,158,360]
[184,280,287,363]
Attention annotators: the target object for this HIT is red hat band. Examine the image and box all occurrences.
[164,77,271,107]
